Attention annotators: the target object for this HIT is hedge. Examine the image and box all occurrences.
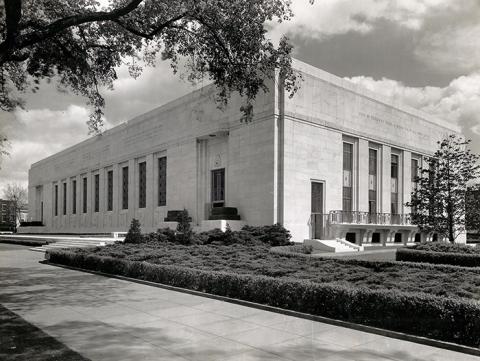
[397,248,480,267]
[272,246,480,273]
[47,249,480,348]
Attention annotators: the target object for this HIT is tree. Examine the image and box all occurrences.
[124,218,142,243]
[0,0,301,133]
[3,183,27,232]
[407,135,480,243]
[0,133,8,168]
[175,208,193,245]
[466,184,480,236]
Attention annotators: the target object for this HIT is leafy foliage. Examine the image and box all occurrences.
[66,242,480,300]
[124,218,142,244]
[412,241,480,255]
[407,135,480,243]
[0,0,302,132]
[397,247,480,267]
[2,183,27,232]
[466,184,480,234]
[48,248,480,347]
[175,208,194,245]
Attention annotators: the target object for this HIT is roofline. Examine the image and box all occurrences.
[291,58,461,133]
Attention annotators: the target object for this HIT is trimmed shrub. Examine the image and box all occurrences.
[412,242,480,255]
[397,248,480,267]
[124,219,142,244]
[175,209,194,245]
[47,249,480,348]
[241,223,292,246]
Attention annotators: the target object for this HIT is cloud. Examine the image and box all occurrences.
[270,0,479,76]
[270,0,454,42]
[345,73,480,155]
[0,105,111,194]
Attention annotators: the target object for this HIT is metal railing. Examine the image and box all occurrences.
[328,210,411,225]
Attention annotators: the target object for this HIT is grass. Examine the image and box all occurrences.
[73,243,480,301]
[0,305,89,361]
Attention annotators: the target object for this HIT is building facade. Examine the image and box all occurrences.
[25,60,464,244]
[0,199,15,232]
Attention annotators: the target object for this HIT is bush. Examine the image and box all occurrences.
[175,209,194,245]
[397,248,480,267]
[241,223,292,246]
[412,242,480,255]
[124,219,142,244]
[47,249,480,348]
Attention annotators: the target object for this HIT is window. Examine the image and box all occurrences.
[158,157,167,206]
[122,166,128,209]
[411,158,419,187]
[391,154,399,215]
[368,149,377,214]
[342,143,353,212]
[72,180,77,214]
[83,177,87,213]
[211,168,225,206]
[139,162,146,208]
[63,182,67,215]
[107,170,113,211]
[54,184,58,216]
[411,158,419,214]
[94,174,99,212]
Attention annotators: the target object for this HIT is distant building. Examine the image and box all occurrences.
[25,60,464,243]
[0,199,15,232]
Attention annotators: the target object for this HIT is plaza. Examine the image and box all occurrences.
[0,243,475,361]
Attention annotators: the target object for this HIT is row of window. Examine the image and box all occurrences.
[54,157,167,216]
[342,142,420,214]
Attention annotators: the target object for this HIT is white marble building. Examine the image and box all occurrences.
[25,60,463,244]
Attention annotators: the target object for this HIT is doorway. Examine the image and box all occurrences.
[311,182,324,239]
[211,168,225,207]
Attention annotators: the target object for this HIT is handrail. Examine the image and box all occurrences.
[312,211,413,226]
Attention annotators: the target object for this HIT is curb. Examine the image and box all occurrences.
[42,260,480,357]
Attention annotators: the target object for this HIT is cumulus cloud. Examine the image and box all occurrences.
[269,0,454,42]
[346,73,480,154]
[0,105,113,193]
[270,0,479,75]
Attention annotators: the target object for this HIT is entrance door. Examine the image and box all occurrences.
[311,182,324,239]
[211,168,225,207]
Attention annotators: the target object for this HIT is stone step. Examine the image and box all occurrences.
[29,237,121,252]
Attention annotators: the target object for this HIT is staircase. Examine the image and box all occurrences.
[29,236,123,253]
[305,238,364,253]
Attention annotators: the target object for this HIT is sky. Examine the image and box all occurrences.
[1,0,480,195]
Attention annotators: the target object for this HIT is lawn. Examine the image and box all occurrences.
[72,242,480,301]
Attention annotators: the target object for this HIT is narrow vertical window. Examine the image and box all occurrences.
[391,154,399,215]
[139,162,146,208]
[94,174,99,212]
[63,182,67,215]
[107,170,113,211]
[122,166,128,209]
[368,149,377,214]
[342,143,353,212]
[72,180,76,214]
[158,157,167,206]
[211,168,225,206]
[83,177,87,213]
[54,184,58,216]
[411,158,419,214]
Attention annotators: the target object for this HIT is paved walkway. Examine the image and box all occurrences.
[0,244,476,361]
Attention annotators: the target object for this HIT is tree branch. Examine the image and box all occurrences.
[0,0,145,63]
[113,12,188,40]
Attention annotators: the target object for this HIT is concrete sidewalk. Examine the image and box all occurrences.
[0,244,476,361]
